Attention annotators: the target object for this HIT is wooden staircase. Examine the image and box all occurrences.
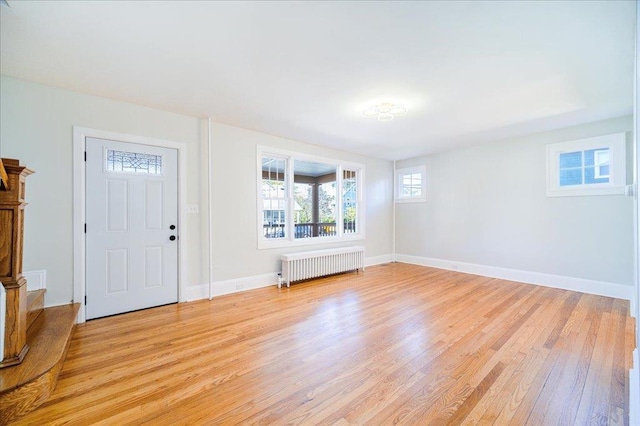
[26,289,45,330]
[0,158,80,422]
[0,299,80,423]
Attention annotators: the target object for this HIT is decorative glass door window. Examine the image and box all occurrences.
[106,150,163,175]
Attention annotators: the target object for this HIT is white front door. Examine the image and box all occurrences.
[85,137,178,319]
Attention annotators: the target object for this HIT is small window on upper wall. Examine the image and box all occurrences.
[546,133,626,197]
[395,165,426,203]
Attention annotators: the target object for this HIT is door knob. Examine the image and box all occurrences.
[170,225,176,230]
[169,235,176,241]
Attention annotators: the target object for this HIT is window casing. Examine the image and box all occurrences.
[395,165,427,203]
[546,133,626,197]
[257,146,365,249]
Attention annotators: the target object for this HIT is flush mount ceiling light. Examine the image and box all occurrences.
[362,103,407,122]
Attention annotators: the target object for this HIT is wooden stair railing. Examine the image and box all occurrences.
[0,158,82,422]
[0,302,80,423]
[0,158,34,368]
[0,158,9,191]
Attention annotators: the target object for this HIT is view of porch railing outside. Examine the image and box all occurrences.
[263,222,356,239]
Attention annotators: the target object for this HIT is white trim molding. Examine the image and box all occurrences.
[185,273,279,301]
[396,254,634,301]
[183,283,210,302]
[184,254,394,302]
[23,270,46,292]
[365,254,394,267]
[72,126,188,323]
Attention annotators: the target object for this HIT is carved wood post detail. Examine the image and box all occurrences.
[0,158,34,368]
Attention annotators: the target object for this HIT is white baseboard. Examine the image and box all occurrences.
[185,255,395,302]
[631,349,639,426]
[23,270,46,291]
[365,254,393,267]
[185,272,279,301]
[395,254,634,301]
[45,301,79,309]
[184,283,209,301]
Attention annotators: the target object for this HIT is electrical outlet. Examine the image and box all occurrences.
[185,204,199,214]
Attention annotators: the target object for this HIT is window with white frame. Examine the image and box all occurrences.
[261,155,287,239]
[343,169,358,234]
[257,146,364,249]
[546,133,626,197]
[395,165,426,203]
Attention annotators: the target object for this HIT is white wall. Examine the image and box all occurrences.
[0,75,204,306]
[3,72,629,308]
[207,122,394,288]
[396,116,635,289]
[0,75,394,306]
[631,3,639,424]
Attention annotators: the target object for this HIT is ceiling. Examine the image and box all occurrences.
[0,1,635,160]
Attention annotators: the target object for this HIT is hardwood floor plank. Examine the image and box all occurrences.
[490,347,551,424]
[7,263,634,425]
[460,288,566,424]
[574,310,618,425]
[486,291,569,422]
[503,290,584,424]
[526,302,593,424]
[402,291,549,424]
[461,351,526,426]
[538,295,605,425]
[373,286,540,423]
[440,361,507,425]
[609,300,630,414]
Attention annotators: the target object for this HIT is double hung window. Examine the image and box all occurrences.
[258,147,364,248]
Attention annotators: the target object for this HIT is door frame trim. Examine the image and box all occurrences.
[73,126,188,323]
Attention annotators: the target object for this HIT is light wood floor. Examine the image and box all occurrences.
[11,263,635,425]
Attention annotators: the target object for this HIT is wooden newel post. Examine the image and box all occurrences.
[0,158,34,368]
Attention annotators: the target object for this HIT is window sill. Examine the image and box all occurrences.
[258,233,365,250]
[546,186,625,197]
[395,197,427,203]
